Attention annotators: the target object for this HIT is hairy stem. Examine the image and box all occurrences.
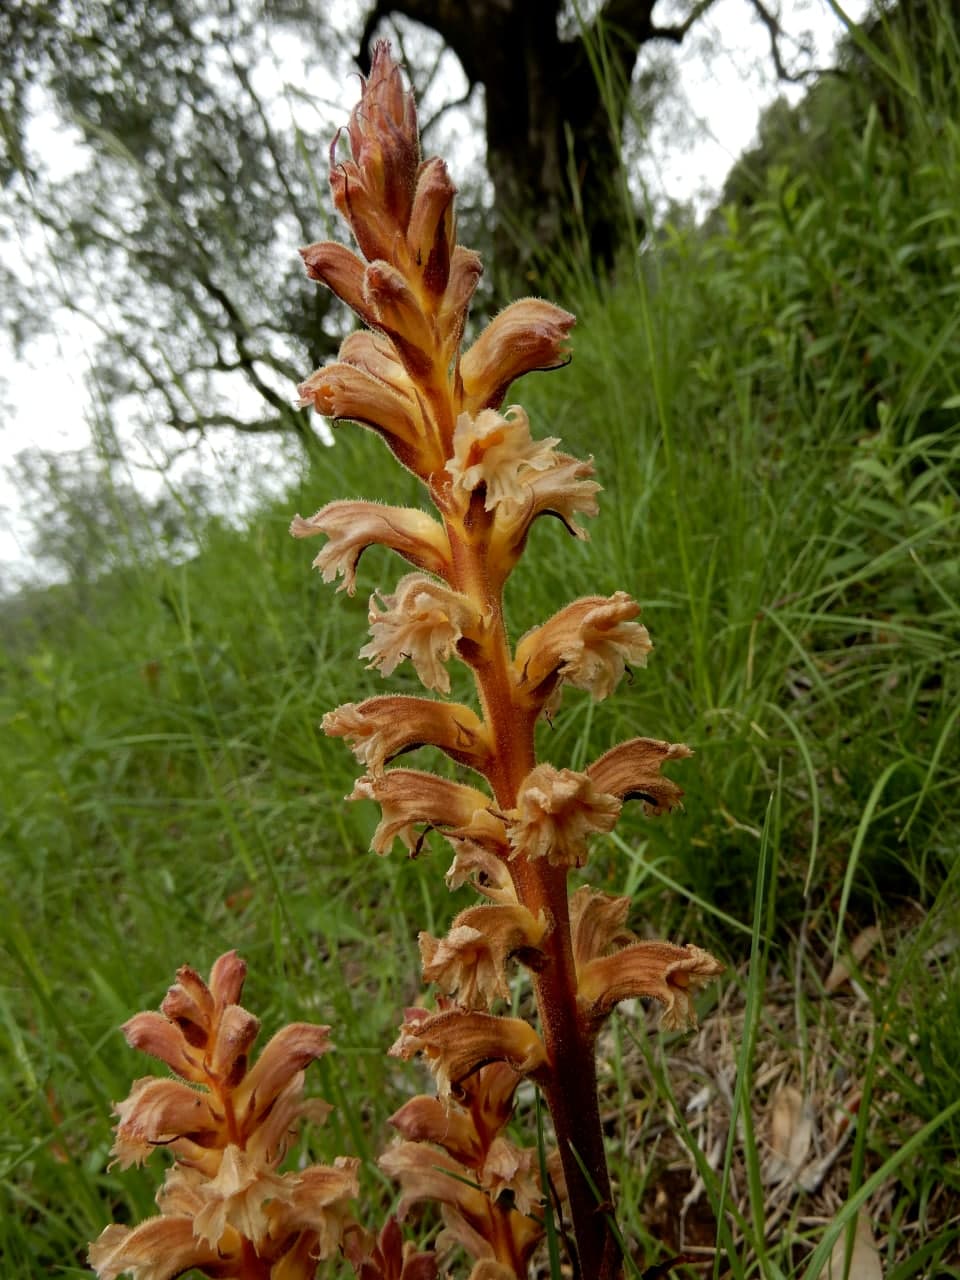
[450,524,619,1278]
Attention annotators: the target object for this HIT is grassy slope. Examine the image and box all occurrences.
[3,35,960,1278]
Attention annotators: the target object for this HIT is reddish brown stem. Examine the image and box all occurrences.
[450,525,620,1279]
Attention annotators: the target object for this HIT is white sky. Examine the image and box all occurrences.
[0,0,867,587]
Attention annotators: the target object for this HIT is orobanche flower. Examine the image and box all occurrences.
[288,41,722,1279]
[506,764,621,867]
[447,406,561,511]
[419,903,548,1008]
[290,500,451,595]
[359,573,482,694]
[89,954,358,1280]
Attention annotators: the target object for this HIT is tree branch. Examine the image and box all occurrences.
[648,0,720,44]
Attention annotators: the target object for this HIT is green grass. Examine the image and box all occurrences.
[3,11,960,1273]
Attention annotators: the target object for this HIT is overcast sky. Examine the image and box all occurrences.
[0,0,868,587]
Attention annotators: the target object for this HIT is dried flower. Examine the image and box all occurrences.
[359,573,481,693]
[507,764,621,867]
[447,406,561,511]
[324,696,489,776]
[349,769,500,857]
[389,1005,547,1096]
[514,591,652,713]
[419,904,547,1008]
[291,501,451,595]
[578,941,724,1032]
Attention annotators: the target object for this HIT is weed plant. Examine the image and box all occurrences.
[2,4,959,1275]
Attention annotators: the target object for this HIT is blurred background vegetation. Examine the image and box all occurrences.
[1,0,959,1275]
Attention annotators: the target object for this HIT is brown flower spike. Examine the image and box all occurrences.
[89,953,358,1280]
[292,41,722,1280]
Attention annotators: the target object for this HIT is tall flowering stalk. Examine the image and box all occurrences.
[292,44,722,1279]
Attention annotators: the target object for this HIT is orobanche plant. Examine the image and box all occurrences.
[90,44,721,1280]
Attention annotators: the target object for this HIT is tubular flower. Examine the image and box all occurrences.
[350,769,499,856]
[514,591,653,713]
[446,406,561,512]
[578,942,725,1033]
[291,502,451,595]
[89,955,358,1280]
[490,452,600,558]
[389,1005,548,1096]
[586,736,692,816]
[460,298,576,414]
[296,359,428,468]
[506,764,621,867]
[419,904,548,1009]
[359,573,482,694]
[323,696,490,776]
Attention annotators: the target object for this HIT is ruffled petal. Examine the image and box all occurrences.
[88,1217,235,1280]
[578,941,724,1032]
[446,406,560,511]
[323,696,489,776]
[291,501,451,595]
[419,904,547,1008]
[359,573,481,694]
[349,769,496,856]
[514,591,652,713]
[506,764,620,868]
[110,1078,222,1168]
[444,843,517,904]
[389,1006,547,1095]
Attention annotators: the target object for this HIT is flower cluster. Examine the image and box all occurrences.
[88,953,358,1280]
[289,42,723,1279]
[92,42,723,1280]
